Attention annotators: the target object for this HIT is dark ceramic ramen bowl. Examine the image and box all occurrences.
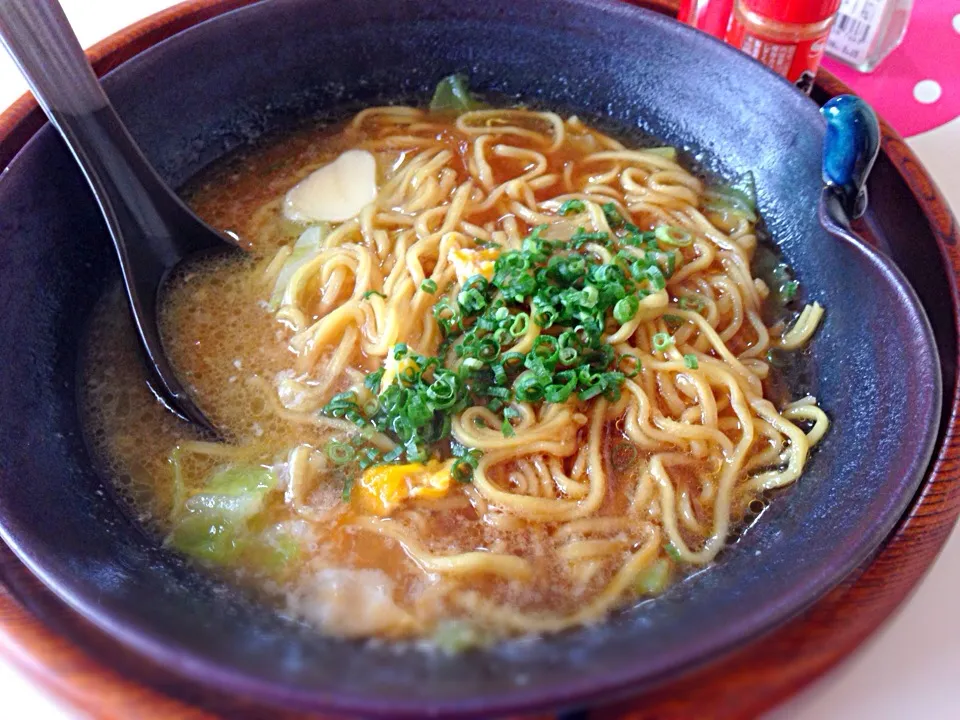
[0,0,942,716]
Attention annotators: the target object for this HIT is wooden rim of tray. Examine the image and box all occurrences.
[1,1,958,718]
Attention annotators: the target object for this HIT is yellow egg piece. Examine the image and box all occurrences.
[449,247,499,285]
[379,346,420,392]
[356,460,454,516]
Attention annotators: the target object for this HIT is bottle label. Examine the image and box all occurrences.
[827,0,885,65]
[727,22,830,95]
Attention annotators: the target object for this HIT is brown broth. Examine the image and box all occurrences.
[82,111,787,645]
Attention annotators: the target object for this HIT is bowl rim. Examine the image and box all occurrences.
[0,1,959,717]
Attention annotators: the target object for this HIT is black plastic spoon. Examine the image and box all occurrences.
[0,0,234,434]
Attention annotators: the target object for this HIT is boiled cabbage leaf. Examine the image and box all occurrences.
[168,464,279,565]
[268,223,329,310]
[429,74,486,113]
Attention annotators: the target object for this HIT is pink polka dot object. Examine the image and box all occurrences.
[822,4,960,138]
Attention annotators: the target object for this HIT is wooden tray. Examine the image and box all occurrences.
[1,1,958,718]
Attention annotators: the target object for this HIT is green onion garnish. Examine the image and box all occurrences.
[652,332,674,351]
[678,296,704,311]
[362,289,386,300]
[654,225,693,247]
[326,440,355,465]
[617,353,641,378]
[602,202,624,228]
[780,280,799,301]
[613,295,640,324]
[322,220,696,472]
[683,354,699,369]
[558,199,585,215]
[611,440,638,471]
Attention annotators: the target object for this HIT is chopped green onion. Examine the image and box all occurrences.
[664,542,683,562]
[780,280,799,301]
[514,371,544,402]
[580,284,599,308]
[602,202,624,228]
[558,346,578,365]
[321,218,702,474]
[357,447,381,470]
[421,278,438,293]
[652,332,674,351]
[451,450,481,483]
[678,296,704,311]
[613,295,640,324]
[611,441,638,471]
[342,475,355,502]
[616,353,641,378]
[569,228,609,248]
[364,367,385,392]
[558,199,585,215]
[382,445,404,463]
[326,441,355,465]
[683,354,699,369]
[654,225,693,247]
[362,289,386,300]
[509,312,530,337]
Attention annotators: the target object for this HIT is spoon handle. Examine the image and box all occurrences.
[0,0,108,115]
[0,0,218,266]
[0,0,223,434]
[820,95,880,221]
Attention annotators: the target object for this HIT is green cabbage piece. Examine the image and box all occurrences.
[268,224,329,310]
[431,620,491,654]
[703,171,758,224]
[167,515,241,564]
[246,521,302,571]
[429,74,486,113]
[168,464,278,565]
[635,558,672,595]
[644,146,678,161]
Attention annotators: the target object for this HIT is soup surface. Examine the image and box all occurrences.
[83,79,827,648]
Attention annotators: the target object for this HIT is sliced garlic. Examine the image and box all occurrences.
[283,149,377,223]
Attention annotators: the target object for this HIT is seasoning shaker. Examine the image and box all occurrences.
[826,0,914,72]
[725,0,843,94]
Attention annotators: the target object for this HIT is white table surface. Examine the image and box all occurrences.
[1,2,958,718]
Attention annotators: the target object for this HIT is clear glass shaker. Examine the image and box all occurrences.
[826,0,914,72]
